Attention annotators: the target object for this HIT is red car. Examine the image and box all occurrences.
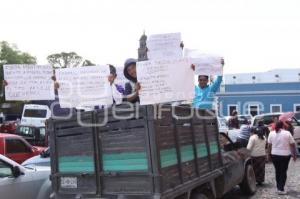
[0,133,45,164]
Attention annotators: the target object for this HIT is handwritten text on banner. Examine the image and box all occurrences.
[137,58,194,105]
[146,32,182,59]
[56,65,112,108]
[4,64,55,101]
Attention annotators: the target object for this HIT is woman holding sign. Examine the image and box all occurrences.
[123,58,141,103]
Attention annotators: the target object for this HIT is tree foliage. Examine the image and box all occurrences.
[0,41,37,111]
[0,41,37,89]
[47,52,83,68]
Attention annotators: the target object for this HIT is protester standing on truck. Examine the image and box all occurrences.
[267,121,297,195]
[123,58,141,103]
[192,58,224,110]
[247,126,266,185]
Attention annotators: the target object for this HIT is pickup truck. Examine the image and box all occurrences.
[49,104,256,199]
[0,133,45,164]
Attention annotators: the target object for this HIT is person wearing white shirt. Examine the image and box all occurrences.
[247,127,266,185]
[267,121,297,195]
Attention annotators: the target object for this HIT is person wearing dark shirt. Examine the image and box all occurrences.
[123,58,140,103]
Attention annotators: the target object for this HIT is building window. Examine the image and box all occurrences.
[270,104,282,113]
[249,104,259,116]
[228,104,238,116]
[294,104,300,112]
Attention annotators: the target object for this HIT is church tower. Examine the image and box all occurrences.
[138,31,148,61]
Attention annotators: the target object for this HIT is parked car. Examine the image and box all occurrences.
[251,112,282,127]
[22,147,50,167]
[252,112,300,149]
[0,154,51,199]
[0,133,45,164]
[14,125,48,147]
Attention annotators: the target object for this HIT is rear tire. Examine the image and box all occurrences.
[240,164,257,195]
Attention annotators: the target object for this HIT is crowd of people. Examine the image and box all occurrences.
[227,109,297,195]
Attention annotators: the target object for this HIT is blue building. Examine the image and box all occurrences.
[216,69,300,117]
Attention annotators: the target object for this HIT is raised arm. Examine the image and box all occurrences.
[210,75,223,93]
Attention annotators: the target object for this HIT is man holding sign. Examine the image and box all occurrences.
[192,58,224,110]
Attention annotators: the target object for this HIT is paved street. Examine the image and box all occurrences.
[222,160,300,199]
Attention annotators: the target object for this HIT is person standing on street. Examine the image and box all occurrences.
[228,110,240,129]
[247,127,267,185]
[267,121,297,195]
[236,118,251,147]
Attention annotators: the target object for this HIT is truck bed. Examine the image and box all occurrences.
[49,104,223,199]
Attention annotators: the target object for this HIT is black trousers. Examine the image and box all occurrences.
[271,155,291,191]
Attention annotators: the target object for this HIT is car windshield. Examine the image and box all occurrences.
[23,109,47,118]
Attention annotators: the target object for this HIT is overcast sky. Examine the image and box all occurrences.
[1,0,300,74]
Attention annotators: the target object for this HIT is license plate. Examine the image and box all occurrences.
[60,177,77,189]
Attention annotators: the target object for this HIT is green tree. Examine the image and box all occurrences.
[0,41,37,91]
[47,52,83,68]
[0,41,37,112]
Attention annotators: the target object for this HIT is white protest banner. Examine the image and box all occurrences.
[55,65,112,108]
[146,32,182,60]
[137,58,194,105]
[4,64,55,101]
[184,49,223,76]
[191,57,223,76]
